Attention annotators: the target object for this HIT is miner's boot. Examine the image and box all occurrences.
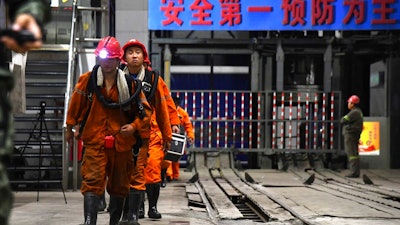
[146,183,161,219]
[127,190,143,224]
[98,192,107,212]
[119,189,143,225]
[119,195,130,224]
[82,192,99,225]
[161,169,167,188]
[138,192,145,219]
[109,195,124,225]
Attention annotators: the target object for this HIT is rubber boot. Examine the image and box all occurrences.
[119,189,143,225]
[120,194,130,223]
[98,192,107,212]
[146,183,161,219]
[138,192,145,219]
[109,195,124,225]
[83,192,99,225]
[161,169,167,188]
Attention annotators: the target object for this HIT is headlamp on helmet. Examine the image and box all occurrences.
[98,49,109,59]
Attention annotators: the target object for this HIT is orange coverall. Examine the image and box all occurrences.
[66,71,151,197]
[128,70,174,189]
[167,106,194,180]
[145,76,180,184]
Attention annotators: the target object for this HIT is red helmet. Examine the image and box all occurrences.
[122,39,149,62]
[347,95,360,104]
[144,58,152,67]
[94,36,122,59]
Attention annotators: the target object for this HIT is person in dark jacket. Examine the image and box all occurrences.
[0,1,51,224]
[340,95,364,178]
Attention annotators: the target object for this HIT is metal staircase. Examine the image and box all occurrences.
[8,0,109,191]
[9,47,68,190]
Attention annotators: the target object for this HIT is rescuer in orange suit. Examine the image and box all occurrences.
[65,36,151,225]
[120,39,180,223]
[165,96,195,182]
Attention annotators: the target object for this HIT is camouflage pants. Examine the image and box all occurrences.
[0,67,15,225]
[0,163,13,225]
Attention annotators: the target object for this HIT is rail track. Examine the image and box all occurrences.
[188,152,400,224]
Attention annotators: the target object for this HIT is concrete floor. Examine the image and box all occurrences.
[8,168,400,225]
[9,170,214,225]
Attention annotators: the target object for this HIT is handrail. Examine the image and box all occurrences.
[63,0,77,131]
[62,0,78,190]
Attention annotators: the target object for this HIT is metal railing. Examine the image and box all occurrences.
[171,90,342,154]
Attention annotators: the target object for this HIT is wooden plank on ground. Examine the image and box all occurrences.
[185,184,198,194]
[198,168,243,219]
[187,193,203,203]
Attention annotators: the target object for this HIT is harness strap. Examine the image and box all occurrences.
[80,65,143,134]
